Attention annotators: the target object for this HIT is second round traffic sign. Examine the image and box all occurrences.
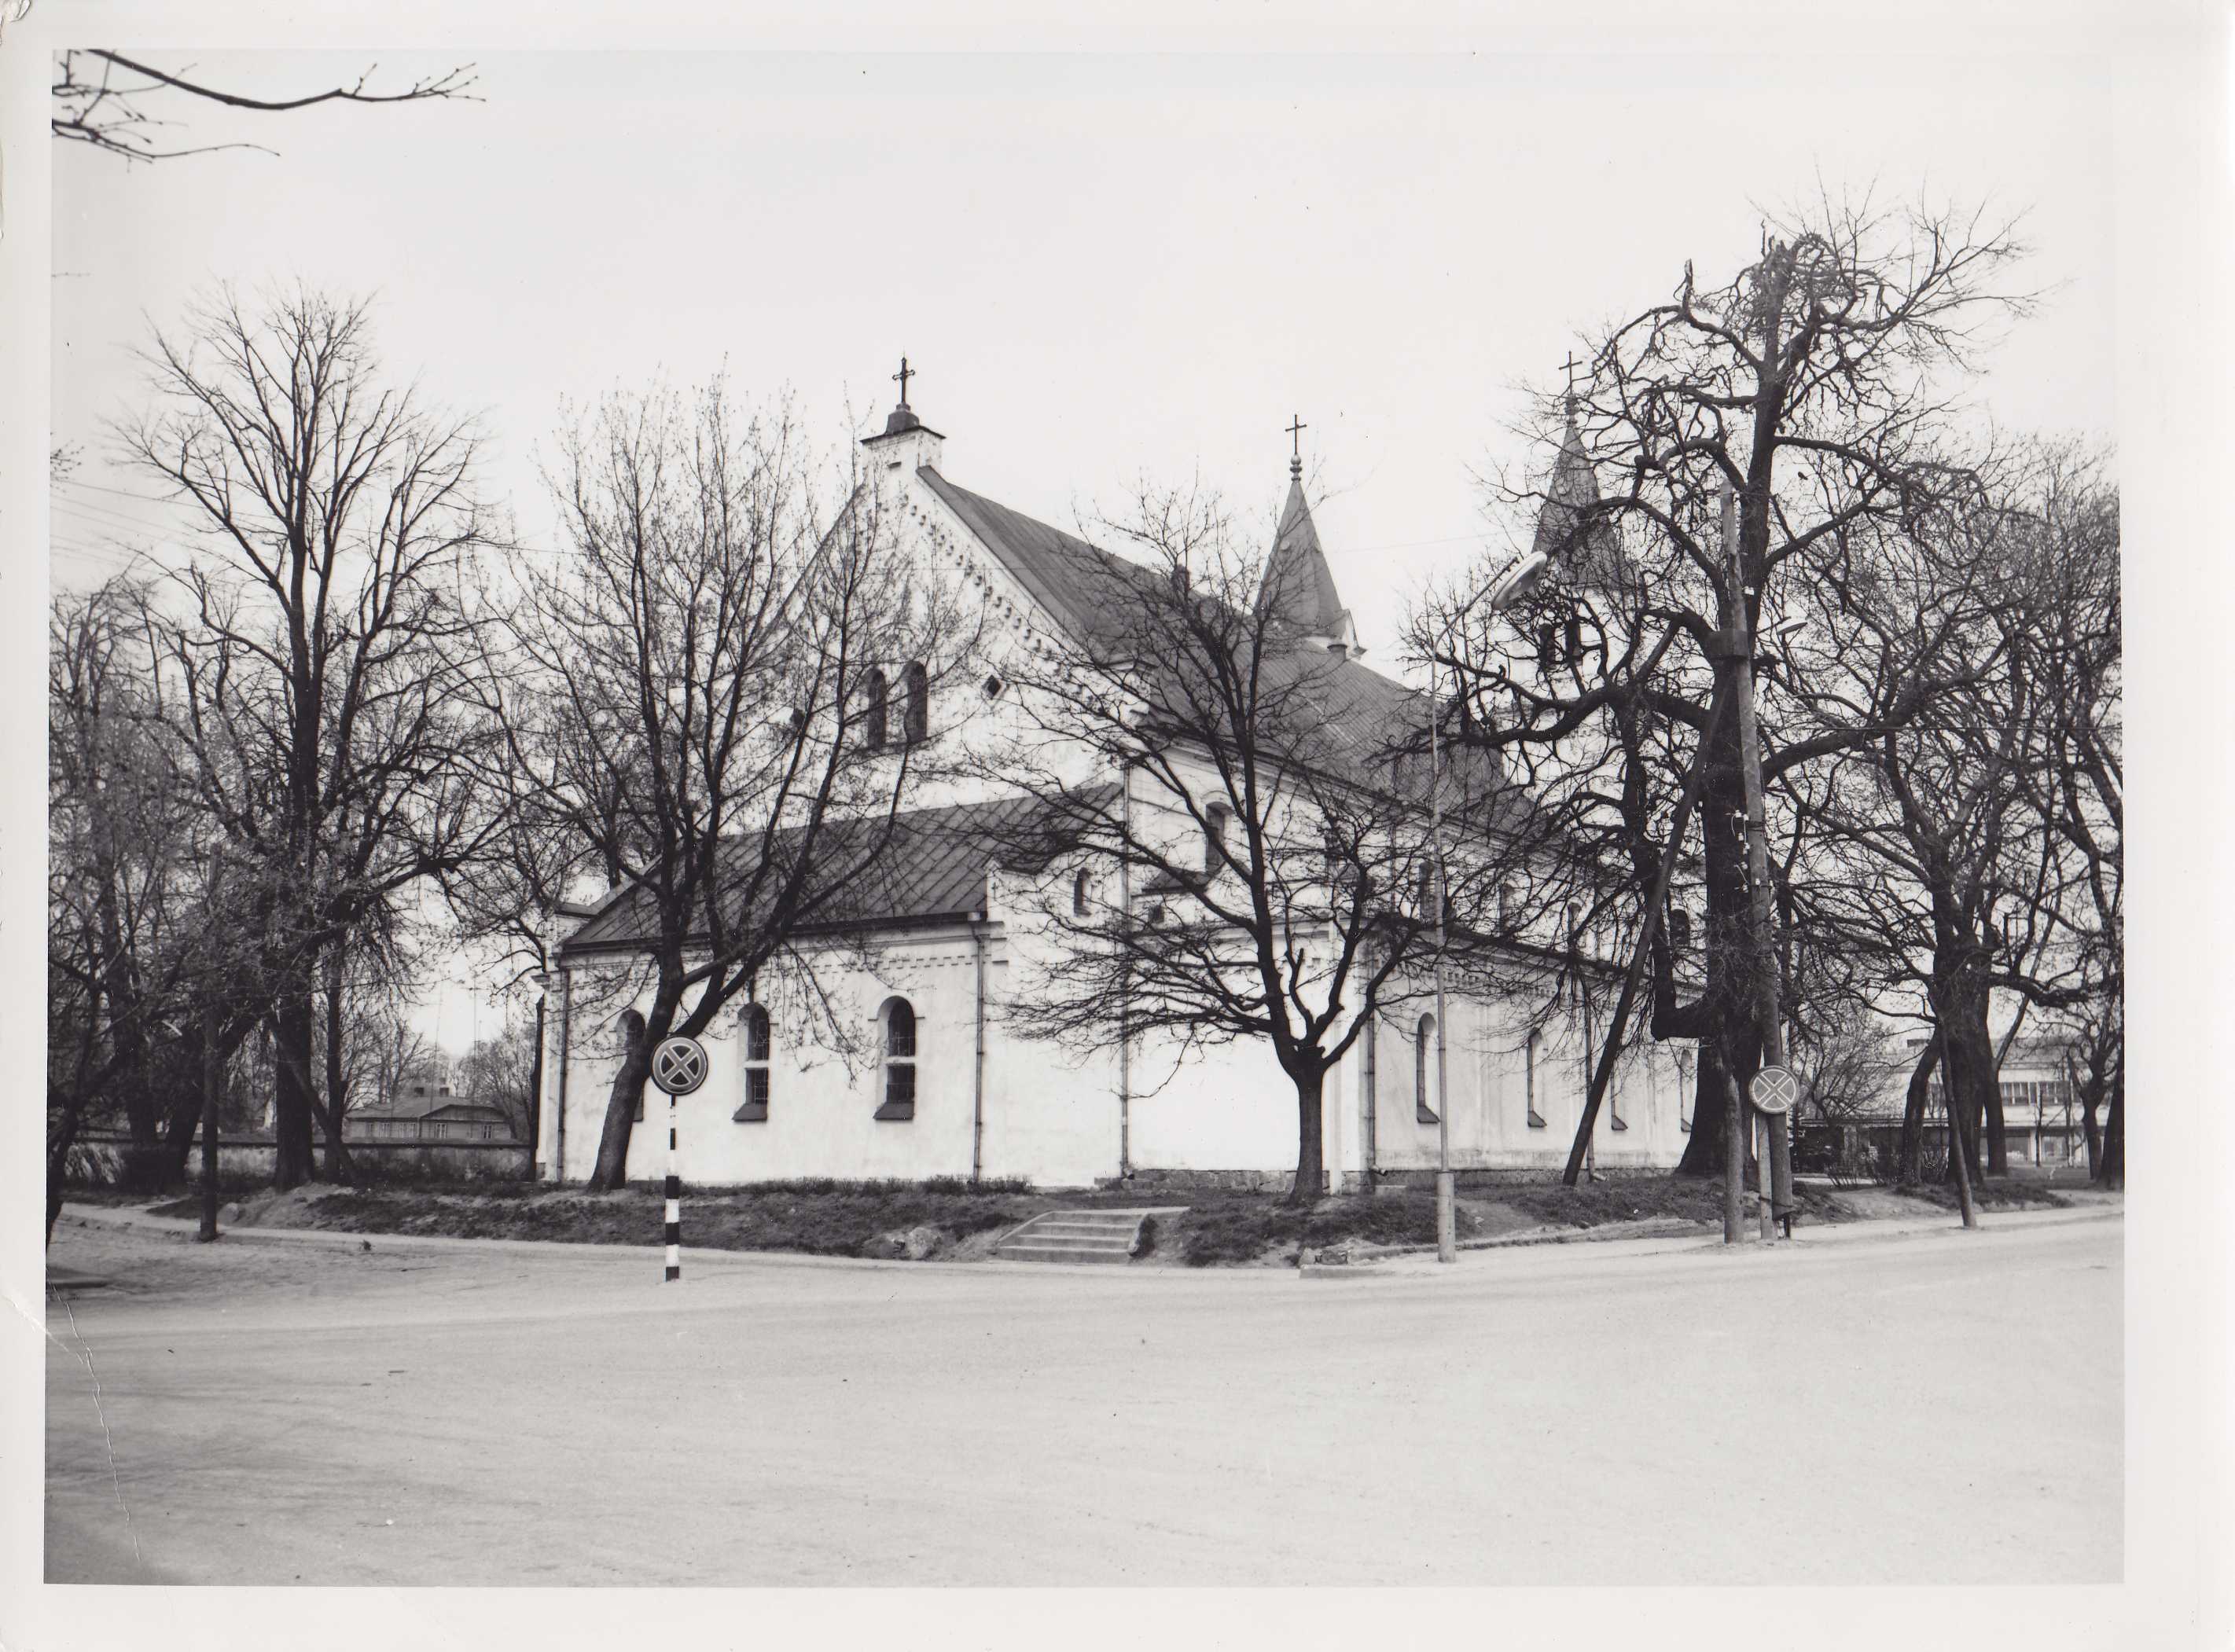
[650,1034,709,1096]
[1749,1063,1799,1116]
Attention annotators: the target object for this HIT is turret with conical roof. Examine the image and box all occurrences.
[1258,444,1362,659]
[1531,395,1621,579]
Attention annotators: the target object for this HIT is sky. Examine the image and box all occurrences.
[48,47,2119,1049]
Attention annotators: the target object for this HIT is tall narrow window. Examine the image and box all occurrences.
[1524,1027,1546,1127]
[734,1004,771,1122]
[1417,862,1435,916]
[1668,906,1693,954]
[1204,803,1230,873]
[1072,869,1092,917]
[1415,1013,1439,1124]
[863,668,889,750]
[1498,878,1520,930]
[903,662,928,745]
[875,998,917,1120]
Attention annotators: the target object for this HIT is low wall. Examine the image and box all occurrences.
[64,1133,532,1185]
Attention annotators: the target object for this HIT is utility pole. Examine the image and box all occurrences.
[198,846,227,1244]
[1723,481,1796,1238]
[1429,681,1456,1264]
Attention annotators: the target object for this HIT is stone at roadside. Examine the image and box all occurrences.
[864,1224,945,1261]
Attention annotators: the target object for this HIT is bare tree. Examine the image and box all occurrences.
[120,288,506,1188]
[456,1021,538,1143]
[498,380,977,1189]
[52,50,476,163]
[1417,196,2031,1178]
[970,479,1567,1204]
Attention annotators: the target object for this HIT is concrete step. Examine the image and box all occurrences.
[992,1206,1189,1264]
[995,1241,1136,1265]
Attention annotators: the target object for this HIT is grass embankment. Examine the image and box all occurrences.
[1171,1193,1472,1266]
[1898,1179,2070,1213]
[123,1171,2072,1267]
[146,1177,1044,1261]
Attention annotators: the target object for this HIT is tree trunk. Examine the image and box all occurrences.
[318,972,358,1183]
[1896,1034,1939,1183]
[46,1104,85,1246]
[1286,1064,1325,1206]
[587,989,676,1191]
[271,990,318,1189]
[2081,1096,2102,1180]
[2095,1059,2123,1191]
[1933,982,1996,1184]
[1673,767,1750,1177]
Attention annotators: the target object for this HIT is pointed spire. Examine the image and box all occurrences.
[1531,392,1618,573]
[1259,442,1361,658]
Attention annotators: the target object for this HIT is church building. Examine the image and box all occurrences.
[533,380,1697,1191]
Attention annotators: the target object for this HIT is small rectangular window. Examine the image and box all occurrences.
[734,1066,770,1124]
[875,1063,917,1122]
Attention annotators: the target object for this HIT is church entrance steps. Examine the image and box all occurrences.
[993,1206,1189,1265]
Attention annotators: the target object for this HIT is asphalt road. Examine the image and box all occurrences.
[43,1210,2120,1586]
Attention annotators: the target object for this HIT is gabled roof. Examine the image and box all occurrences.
[917,468,1163,649]
[921,463,1509,812]
[1258,476,1351,641]
[557,793,1063,957]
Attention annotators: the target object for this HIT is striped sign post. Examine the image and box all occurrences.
[649,1035,709,1282]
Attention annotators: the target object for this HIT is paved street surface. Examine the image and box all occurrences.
[45,1210,2119,1586]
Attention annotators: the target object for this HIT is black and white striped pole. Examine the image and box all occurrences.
[649,1035,709,1283]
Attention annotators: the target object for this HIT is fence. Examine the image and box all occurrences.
[64,1131,532,1185]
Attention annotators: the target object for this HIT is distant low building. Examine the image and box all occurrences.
[1797,1031,2088,1175]
[352,1074,518,1144]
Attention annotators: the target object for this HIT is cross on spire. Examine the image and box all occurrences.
[1285,413,1307,478]
[892,356,916,408]
[1562,351,1583,417]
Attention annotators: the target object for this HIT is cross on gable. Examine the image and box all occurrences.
[893,356,916,406]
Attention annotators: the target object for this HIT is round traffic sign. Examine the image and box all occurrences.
[650,1035,709,1096]
[1750,1063,1799,1116]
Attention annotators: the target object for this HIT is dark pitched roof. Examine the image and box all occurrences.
[917,468,1164,649]
[1258,476,1350,639]
[557,793,1061,957]
[922,463,1511,814]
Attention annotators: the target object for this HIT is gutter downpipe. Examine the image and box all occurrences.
[970,905,989,1185]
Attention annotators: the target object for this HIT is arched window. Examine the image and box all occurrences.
[1524,1027,1546,1127]
[1204,803,1230,874]
[1415,1013,1439,1124]
[862,668,889,750]
[1417,862,1435,916]
[734,1004,772,1123]
[1668,906,1692,954]
[1072,869,1092,917]
[903,662,928,746]
[1564,901,1581,956]
[874,997,917,1121]
[620,1010,647,1122]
